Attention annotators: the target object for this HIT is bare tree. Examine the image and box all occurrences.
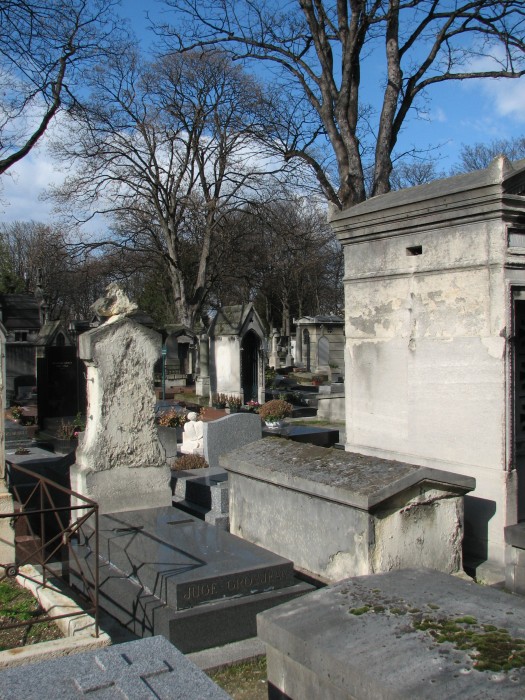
[453,135,525,173]
[390,159,445,190]
[0,220,115,320]
[0,0,122,175]
[160,0,525,209]
[211,195,343,332]
[50,47,280,328]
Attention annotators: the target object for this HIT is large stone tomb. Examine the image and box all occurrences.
[258,569,525,699]
[0,636,230,700]
[223,438,475,582]
[70,506,313,653]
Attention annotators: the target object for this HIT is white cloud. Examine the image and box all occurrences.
[462,49,525,123]
[480,76,525,121]
[0,121,67,223]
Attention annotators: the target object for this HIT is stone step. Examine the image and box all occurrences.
[172,498,229,530]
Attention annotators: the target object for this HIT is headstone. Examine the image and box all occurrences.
[70,506,313,653]
[259,569,525,699]
[70,315,171,514]
[223,438,475,582]
[204,412,262,468]
[0,636,231,699]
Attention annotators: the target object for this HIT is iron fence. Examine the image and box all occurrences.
[0,461,99,638]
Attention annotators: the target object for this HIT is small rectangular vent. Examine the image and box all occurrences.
[406,245,423,256]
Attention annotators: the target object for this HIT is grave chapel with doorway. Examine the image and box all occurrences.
[204,303,266,405]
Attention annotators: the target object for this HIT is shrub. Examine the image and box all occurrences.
[173,454,209,471]
[212,393,228,407]
[258,399,293,422]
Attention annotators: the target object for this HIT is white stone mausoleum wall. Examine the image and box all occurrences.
[331,157,525,572]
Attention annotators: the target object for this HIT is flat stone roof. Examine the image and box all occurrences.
[222,438,474,510]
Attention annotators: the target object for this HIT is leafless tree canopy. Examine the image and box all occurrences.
[208,193,343,332]
[0,220,116,319]
[50,47,283,328]
[159,0,525,209]
[0,0,122,175]
[453,135,525,172]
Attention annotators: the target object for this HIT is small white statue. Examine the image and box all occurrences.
[180,411,204,455]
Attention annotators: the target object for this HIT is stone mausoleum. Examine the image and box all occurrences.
[294,315,344,377]
[208,304,266,404]
[331,156,525,576]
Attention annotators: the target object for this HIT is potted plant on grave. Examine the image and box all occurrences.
[311,374,325,386]
[258,399,293,429]
[157,408,188,443]
[212,393,228,409]
[226,395,242,413]
[54,412,86,453]
[245,399,261,413]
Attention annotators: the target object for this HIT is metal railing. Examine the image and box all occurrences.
[0,462,99,638]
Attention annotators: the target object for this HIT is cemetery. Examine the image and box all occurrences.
[2,157,525,697]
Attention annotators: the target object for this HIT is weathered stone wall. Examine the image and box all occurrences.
[343,220,506,467]
[224,439,473,582]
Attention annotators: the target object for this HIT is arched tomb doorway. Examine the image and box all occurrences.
[241,330,260,403]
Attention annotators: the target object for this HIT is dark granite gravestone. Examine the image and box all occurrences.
[172,466,229,529]
[71,506,313,653]
[0,636,231,699]
[262,424,340,447]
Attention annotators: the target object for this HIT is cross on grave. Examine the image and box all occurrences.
[73,650,173,697]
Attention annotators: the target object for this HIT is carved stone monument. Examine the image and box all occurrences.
[70,288,170,514]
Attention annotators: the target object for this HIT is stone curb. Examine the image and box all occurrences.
[0,564,110,669]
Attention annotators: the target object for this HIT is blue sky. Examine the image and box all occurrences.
[2,1,524,227]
